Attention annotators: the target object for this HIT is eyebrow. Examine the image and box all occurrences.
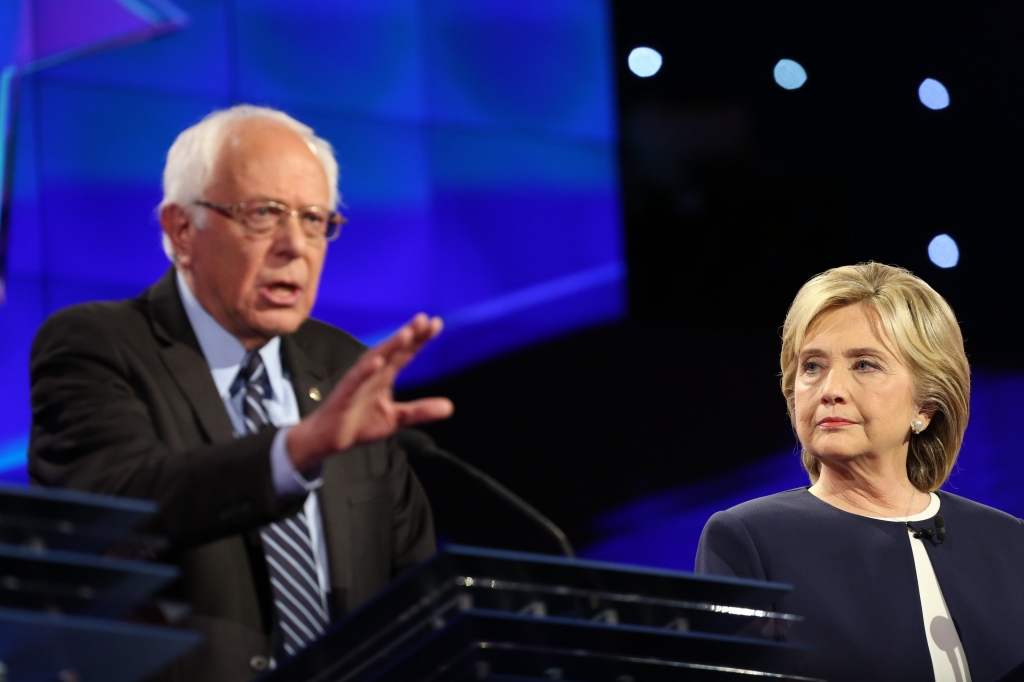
[799,347,892,359]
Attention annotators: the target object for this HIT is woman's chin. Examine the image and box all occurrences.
[807,445,865,463]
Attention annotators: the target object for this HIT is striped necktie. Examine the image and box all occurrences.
[233,350,329,657]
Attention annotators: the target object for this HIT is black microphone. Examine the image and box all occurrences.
[397,429,576,559]
[908,514,946,544]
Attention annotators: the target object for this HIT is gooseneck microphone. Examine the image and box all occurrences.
[908,514,946,543]
[397,429,576,559]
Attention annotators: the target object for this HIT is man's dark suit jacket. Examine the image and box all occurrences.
[28,268,435,682]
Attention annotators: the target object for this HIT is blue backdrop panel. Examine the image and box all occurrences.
[35,84,219,306]
[0,3,23,66]
[8,79,42,279]
[298,112,435,319]
[235,0,425,120]
[424,0,614,139]
[0,0,622,478]
[2,77,45,466]
[40,0,232,98]
[431,132,619,304]
[0,273,44,474]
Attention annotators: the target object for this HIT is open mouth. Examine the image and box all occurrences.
[260,281,302,305]
[269,282,298,295]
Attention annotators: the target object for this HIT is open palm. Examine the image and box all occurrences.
[286,314,454,470]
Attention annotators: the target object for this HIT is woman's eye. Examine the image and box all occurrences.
[855,360,876,371]
[802,361,819,373]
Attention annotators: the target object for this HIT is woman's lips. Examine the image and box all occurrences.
[259,282,302,306]
[818,417,856,428]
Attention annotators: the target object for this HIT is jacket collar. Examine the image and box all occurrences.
[146,267,236,443]
[146,267,330,433]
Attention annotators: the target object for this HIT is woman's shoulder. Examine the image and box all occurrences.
[937,490,1024,532]
[712,488,820,522]
[697,488,835,578]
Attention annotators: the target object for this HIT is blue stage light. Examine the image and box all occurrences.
[919,78,950,110]
[928,234,959,268]
[773,59,807,90]
[628,47,662,77]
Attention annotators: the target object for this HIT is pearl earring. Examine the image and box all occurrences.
[911,419,925,434]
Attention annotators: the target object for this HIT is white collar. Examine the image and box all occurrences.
[881,492,941,523]
[175,269,286,401]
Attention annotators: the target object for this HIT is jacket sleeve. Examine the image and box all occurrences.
[28,306,300,549]
[695,509,767,581]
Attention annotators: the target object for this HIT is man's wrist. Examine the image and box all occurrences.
[272,427,323,497]
[287,417,336,471]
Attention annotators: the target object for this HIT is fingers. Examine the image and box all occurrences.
[394,397,455,427]
[366,314,431,358]
[398,313,442,348]
[367,318,417,360]
[325,313,443,411]
[371,314,444,374]
[328,349,386,407]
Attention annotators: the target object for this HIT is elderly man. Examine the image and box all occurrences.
[28,105,453,681]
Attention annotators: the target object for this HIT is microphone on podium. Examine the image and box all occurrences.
[396,429,576,559]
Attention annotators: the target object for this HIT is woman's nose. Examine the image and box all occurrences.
[819,369,849,404]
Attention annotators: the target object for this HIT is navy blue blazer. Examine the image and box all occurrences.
[696,488,1024,682]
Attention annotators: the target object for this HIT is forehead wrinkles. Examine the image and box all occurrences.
[215,120,318,179]
[801,303,905,364]
[204,128,328,213]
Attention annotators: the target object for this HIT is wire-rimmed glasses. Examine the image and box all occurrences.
[194,199,345,241]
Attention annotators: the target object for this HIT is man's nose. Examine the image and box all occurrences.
[271,213,308,257]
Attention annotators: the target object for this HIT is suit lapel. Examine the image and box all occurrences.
[281,333,329,419]
[147,268,236,444]
[280,330,354,612]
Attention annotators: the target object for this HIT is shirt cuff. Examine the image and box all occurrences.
[270,426,324,498]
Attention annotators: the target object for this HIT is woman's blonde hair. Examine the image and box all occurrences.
[780,262,970,491]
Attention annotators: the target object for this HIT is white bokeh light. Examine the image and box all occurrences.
[628,47,663,78]
[928,234,959,268]
[919,78,950,110]
[773,59,807,90]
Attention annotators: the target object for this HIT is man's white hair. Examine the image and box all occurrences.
[158,104,340,261]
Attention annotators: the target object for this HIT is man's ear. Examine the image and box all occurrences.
[160,204,195,268]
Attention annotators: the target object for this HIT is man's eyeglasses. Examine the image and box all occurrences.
[194,200,345,242]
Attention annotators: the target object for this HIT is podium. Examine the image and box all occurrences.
[0,483,201,682]
[262,546,817,682]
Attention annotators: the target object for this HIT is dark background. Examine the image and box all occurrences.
[400,1,1024,556]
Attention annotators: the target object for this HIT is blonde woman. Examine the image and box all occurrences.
[696,263,1024,682]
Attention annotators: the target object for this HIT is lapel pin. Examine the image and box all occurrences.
[308,387,322,402]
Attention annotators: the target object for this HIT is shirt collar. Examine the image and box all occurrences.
[175,269,286,401]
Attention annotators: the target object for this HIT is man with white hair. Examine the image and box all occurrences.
[28,105,453,681]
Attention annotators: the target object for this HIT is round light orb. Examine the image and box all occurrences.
[919,78,950,110]
[628,47,663,78]
[773,59,807,90]
[928,234,959,268]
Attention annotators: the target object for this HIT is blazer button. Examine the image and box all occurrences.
[309,387,322,401]
[249,655,270,672]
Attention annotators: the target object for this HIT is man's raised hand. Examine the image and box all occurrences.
[286,313,454,471]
